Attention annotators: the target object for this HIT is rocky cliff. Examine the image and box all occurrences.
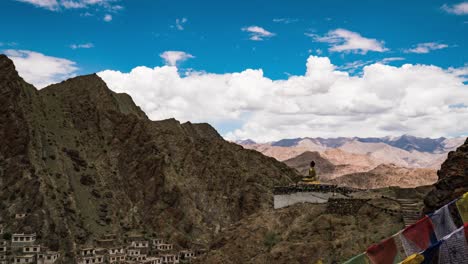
[424,138,468,213]
[0,54,301,261]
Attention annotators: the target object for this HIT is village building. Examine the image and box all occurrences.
[37,251,60,264]
[151,239,164,246]
[15,214,27,220]
[79,248,96,257]
[144,257,162,264]
[179,250,196,262]
[23,245,41,254]
[0,254,7,264]
[155,243,173,252]
[126,254,147,262]
[127,248,142,257]
[107,247,126,263]
[11,233,36,248]
[130,240,149,248]
[0,224,3,235]
[13,254,35,263]
[159,254,179,264]
[77,255,104,264]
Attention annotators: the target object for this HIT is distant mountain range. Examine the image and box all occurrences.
[238,135,464,154]
[238,136,466,188]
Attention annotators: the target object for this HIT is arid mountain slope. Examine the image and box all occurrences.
[283,151,336,177]
[0,54,301,261]
[197,187,431,264]
[329,164,437,189]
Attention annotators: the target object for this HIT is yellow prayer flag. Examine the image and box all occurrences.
[456,192,468,223]
[399,253,424,264]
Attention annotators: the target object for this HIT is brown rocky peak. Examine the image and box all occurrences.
[0,54,22,84]
[42,73,147,119]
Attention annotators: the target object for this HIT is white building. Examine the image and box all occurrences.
[11,233,36,247]
[23,245,41,254]
[160,254,179,264]
[179,250,195,261]
[77,255,104,264]
[131,241,149,248]
[144,257,162,264]
[14,255,35,263]
[156,244,173,251]
[152,239,164,246]
[107,248,126,263]
[15,214,27,220]
[37,251,60,264]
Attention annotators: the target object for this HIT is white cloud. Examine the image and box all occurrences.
[242,26,276,41]
[160,51,194,66]
[174,18,187,30]
[70,43,94,49]
[4,50,78,88]
[379,57,405,64]
[15,0,122,13]
[442,2,468,15]
[404,42,449,54]
[103,14,112,22]
[97,56,468,142]
[307,28,388,54]
[15,0,59,10]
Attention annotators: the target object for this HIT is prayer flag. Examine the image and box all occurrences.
[456,192,468,223]
[429,204,457,240]
[421,241,441,264]
[399,253,424,264]
[438,226,468,264]
[367,237,401,264]
[400,216,437,256]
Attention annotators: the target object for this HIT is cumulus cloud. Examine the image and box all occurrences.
[442,2,468,15]
[97,56,468,141]
[5,49,78,88]
[307,28,388,54]
[70,43,94,49]
[404,42,449,54]
[242,26,276,41]
[160,51,194,66]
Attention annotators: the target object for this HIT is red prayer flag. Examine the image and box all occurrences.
[402,215,435,250]
[464,223,468,243]
[366,237,399,264]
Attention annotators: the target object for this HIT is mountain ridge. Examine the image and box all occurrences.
[0,54,301,262]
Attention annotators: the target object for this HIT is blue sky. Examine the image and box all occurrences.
[1,0,468,141]
[1,0,467,78]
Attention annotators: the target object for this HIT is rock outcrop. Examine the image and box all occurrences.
[424,138,468,213]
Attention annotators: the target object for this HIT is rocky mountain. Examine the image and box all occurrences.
[424,138,468,213]
[240,136,463,187]
[283,151,337,177]
[0,54,301,262]
[252,135,462,154]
